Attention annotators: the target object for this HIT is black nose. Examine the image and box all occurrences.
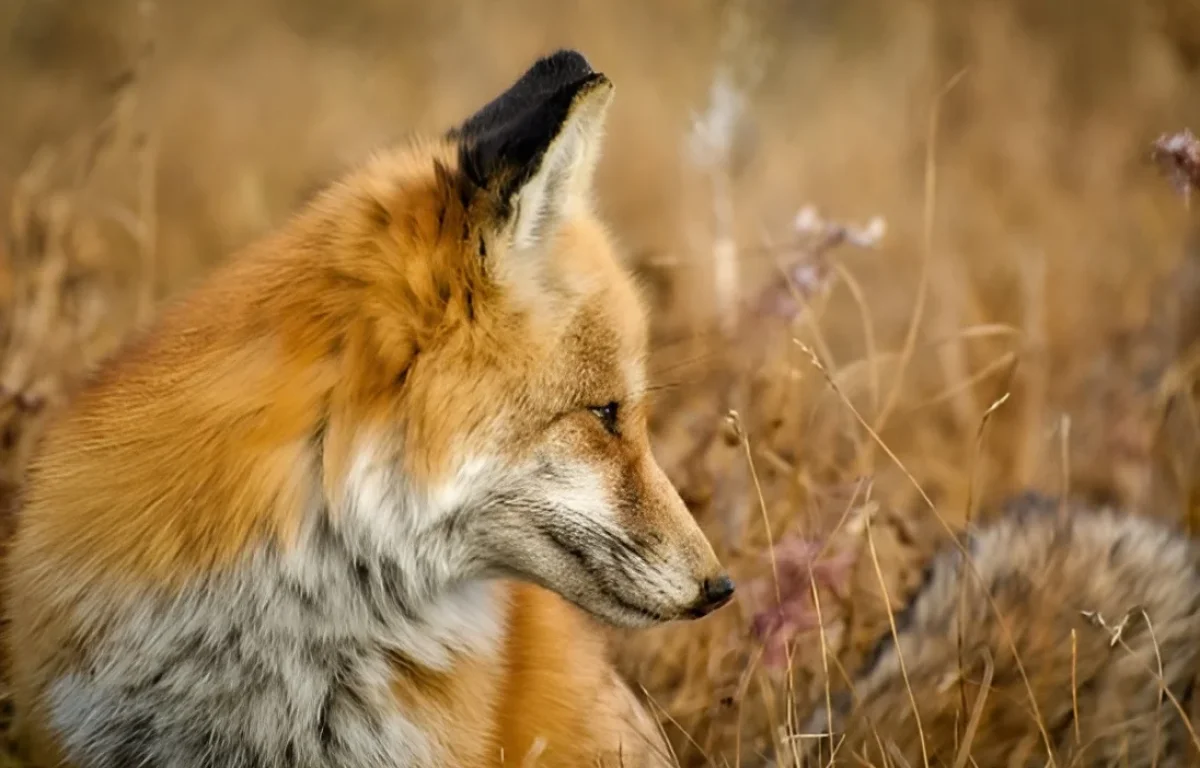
[686,574,736,618]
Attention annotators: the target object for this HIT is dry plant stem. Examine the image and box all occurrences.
[1145,609,1167,768]
[964,388,1015,527]
[635,688,685,768]
[777,259,839,388]
[863,493,930,768]
[732,411,782,612]
[806,479,871,767]
[803,484,874,767]
[886,742,914,768]
[866,732,891,768]
[931,261,976,435]
[874,69,968,437]
[957,389,1011,730]
[730,409,788,768]
[1058,414,1071,521]
[639,686,708,768]
[731,646,771,767]
[805,567,836,766]
[1112,610,1200,760]
[1070,629,1081,749]
[753,672,784,767]
[759,214,865,383]
[831,262,881,416]
[929,324,1023,345]
[795,340,1060,767]
[906,350,1017,412]
[731,414,807,753]
[950,651,994,768]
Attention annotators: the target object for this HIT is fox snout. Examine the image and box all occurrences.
[607,455,736,625]
[687,574,737,619]
[653,527,736,623]
[486,443,736,629]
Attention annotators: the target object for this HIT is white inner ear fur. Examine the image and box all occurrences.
[507,81,614,253]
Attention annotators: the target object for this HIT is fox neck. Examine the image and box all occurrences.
[275,439,505,671]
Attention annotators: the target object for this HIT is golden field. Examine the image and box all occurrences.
[2,0,1200,764]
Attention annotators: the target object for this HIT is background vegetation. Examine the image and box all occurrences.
[2,0,1200,764]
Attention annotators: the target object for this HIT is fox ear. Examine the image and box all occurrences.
[451,49,614,253]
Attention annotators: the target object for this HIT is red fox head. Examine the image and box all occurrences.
[312,50,733,628]
[18,51,733,633]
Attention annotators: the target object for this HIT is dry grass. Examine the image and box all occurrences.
[3,0,1200,765]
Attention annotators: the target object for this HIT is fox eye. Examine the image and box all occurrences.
[588,402,620,436]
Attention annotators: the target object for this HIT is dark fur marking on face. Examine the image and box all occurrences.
[602,528,650,575]
[538,521,591,569]
[535,520,663,622]
[601,585,663,622]
[626,529,662,552]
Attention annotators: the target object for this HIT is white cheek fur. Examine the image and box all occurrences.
[543,460,617,525]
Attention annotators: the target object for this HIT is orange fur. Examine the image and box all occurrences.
[5,51,723,767]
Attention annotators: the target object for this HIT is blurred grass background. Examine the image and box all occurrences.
[2,0,1200,764]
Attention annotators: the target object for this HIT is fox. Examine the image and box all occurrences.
[3,49,736,768]
[800,492,1200,768]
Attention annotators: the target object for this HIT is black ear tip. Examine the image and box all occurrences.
[451,48,609,194]
[448,49,602,144]
[533,49,595,80]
